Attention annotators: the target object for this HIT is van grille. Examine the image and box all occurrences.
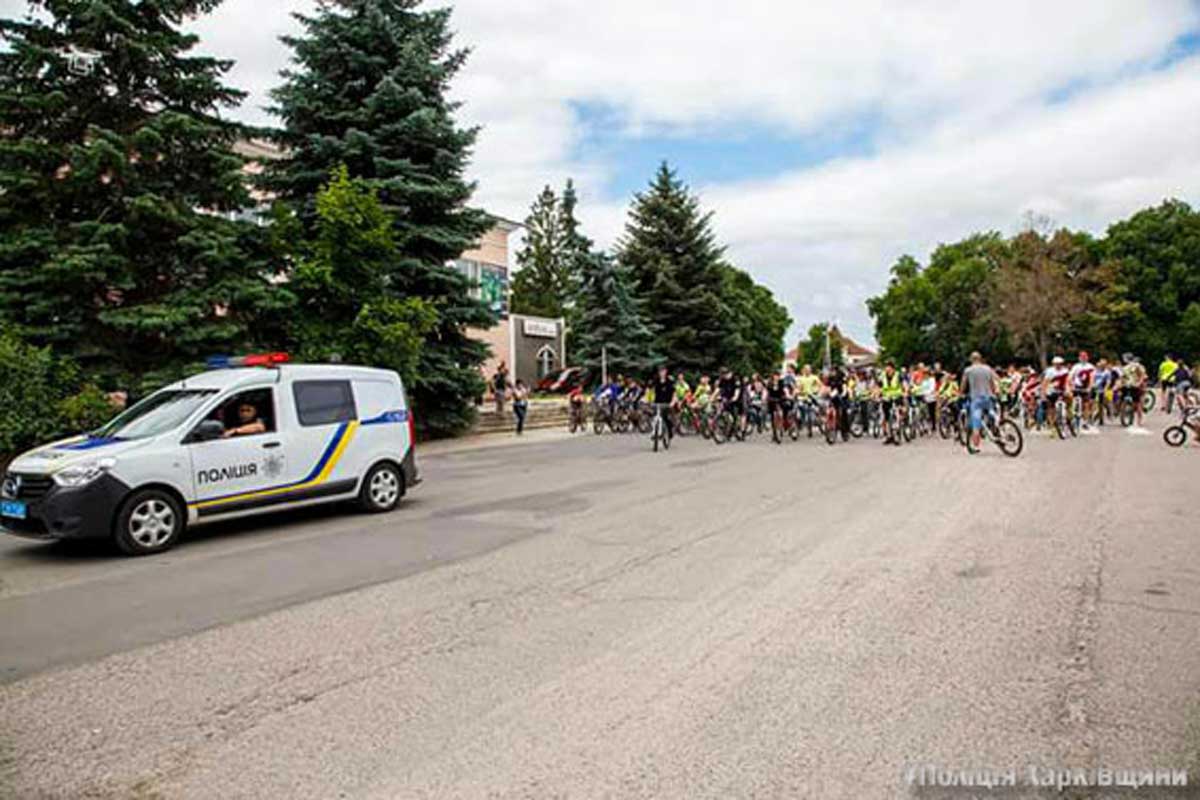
[3,473,53,501]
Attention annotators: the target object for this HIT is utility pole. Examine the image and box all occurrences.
[823,322,832,372]
[601,344,608,386]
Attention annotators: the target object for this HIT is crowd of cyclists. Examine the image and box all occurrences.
[566,350,1200,456]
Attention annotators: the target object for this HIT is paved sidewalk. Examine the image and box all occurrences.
[419,426,578,456]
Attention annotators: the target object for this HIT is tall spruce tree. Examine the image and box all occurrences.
[558,178,591,361]
[265,0,492,436]
[573,252,657,378]
[511,178,590,359]
[0,0,290,391]
[510,185,566,318]
[617,162,728,373]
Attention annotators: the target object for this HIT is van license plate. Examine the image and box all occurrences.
[1,500,27,520]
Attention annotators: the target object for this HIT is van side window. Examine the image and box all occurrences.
[206,388,275,438]
[293,380,357,427]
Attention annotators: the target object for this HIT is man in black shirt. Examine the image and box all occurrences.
[825,366,850,440]
[649,365,677,442]
[717,367,741,416]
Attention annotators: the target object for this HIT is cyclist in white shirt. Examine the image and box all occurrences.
[1068,351,1097,429]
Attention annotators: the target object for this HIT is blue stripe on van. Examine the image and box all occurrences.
[361,409,408,426]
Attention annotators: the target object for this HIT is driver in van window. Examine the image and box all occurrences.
[223,401,266,438]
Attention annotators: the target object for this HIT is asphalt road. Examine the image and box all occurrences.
[1,420,1198,798]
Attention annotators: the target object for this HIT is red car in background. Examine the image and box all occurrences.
[536,367,591,394]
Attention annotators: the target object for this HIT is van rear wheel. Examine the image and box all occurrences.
[114,489,184,556]
[360,462,403,513]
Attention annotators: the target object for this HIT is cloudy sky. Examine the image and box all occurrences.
[7,1,1200,344]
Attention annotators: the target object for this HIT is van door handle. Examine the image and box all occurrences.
[262,442,281,449]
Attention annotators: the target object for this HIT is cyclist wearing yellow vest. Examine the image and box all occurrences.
[1159,353,1180,412]
[879,361,905,445]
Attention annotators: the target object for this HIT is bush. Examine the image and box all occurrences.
[58,385,118,433]
[0,331,115,457]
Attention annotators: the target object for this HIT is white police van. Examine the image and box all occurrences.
[0,354,419,555]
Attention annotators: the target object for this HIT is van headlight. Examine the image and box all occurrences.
[53,458,117,488]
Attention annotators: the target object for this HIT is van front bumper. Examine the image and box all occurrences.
[1,474,130,541]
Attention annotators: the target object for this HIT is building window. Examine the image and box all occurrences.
[536,345,557,379]
[454,259,509,319]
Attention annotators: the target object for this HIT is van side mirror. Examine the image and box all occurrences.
[187,420,225,443]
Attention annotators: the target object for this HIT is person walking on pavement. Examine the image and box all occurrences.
[962,351,999,452]
[512,379,530,435]
[492,362,510,415]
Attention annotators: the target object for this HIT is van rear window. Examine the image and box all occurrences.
[293,380,357,427]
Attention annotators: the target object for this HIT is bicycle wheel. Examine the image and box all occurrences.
[994,419,1024,457]
[1163,426,1187,447]
[1118,399,1133,427]
[770,410,782,444]
[1142,389,1156,413]
[593,413,605,435]
[824,409,838,445]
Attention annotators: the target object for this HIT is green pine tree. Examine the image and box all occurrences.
[0,0,291,391]
[617,162,728,374]
[510,185,566,318]
[573,252,657,378]
[265,0,493,436]
[558,178,591,361]
[510,179,592,362]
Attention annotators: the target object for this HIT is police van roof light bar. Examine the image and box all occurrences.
[206,352,291,369]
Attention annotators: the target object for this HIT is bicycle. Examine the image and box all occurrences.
[965,401,1024,457]
[1163,406,1199,447]
[673,402,700,438]
[1118,388,1144,428]
[592,398,616,434]
[650,403,671,452]
[795,397,819,438]
[823,396,841,446]
[771,401,800,444]
[745,399,767,437]
[1070,392,1084,433]
[1050,394,1076,439]
[879,396,909,445]
[568,399,587,433]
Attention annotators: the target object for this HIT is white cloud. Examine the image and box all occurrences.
[4,0,1199,344]
[687,56,1200,342]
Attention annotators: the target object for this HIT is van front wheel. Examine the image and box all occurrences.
[114,489,184,556]
[360,462,403,513]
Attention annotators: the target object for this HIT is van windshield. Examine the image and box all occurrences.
[92,389,218,440]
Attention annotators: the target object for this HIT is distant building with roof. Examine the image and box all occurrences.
[783,326,877,370]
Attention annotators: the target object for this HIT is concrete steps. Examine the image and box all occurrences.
[472,400,570,435]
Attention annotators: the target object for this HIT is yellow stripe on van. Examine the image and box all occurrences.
[190,421,359,511]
